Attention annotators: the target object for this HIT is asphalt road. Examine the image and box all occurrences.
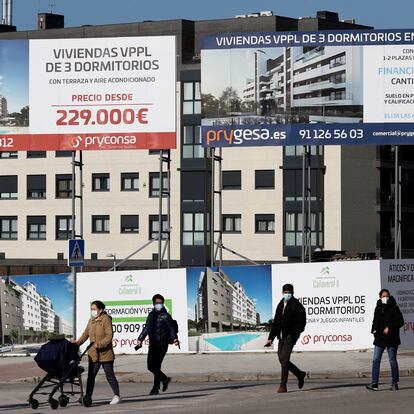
[1,378,413,414]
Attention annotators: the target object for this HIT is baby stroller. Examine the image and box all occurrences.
[28,337,93,410]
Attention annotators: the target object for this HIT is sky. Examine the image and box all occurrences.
[186,265,272,323]
[4,274,74,323]
[11,1,414,31]
[0,40,28,113]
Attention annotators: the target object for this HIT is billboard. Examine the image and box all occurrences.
[201,29,414,147]
[381,260,414,347]
[0,36,176,151]
[76,269,188,354]
[0,274,73,350]
[272,261,381,351]
[187,265,272,352]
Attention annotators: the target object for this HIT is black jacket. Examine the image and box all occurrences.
[268,297,306,342]
[138,308,177,345]
[371,296,404,348]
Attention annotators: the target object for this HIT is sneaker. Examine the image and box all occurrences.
[390,383,399,391]
[366,383,379,391]
[162,377,171,392]
[298,371,306,390]
[277,384,287,393]
[109,395,121,405]
[149,388,159,395]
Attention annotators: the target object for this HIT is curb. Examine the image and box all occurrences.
[4,369,414,384]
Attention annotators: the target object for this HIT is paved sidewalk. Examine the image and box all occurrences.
[1,349,414,383]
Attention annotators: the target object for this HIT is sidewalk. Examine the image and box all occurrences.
[1,349,414,383]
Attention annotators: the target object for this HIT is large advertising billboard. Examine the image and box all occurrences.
[201,29,414,147]
[0,36,176,151]
[272,261,381,351]
[76,269,188,354]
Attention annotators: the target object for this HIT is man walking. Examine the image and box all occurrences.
[266,283,307,393]
[136,294,179,395]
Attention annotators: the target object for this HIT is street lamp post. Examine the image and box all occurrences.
[106,253,117,271]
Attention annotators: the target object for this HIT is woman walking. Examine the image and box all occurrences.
[76,300,121,406]
[366,289,404,391]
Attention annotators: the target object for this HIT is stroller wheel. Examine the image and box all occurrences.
[49,399,59,410]
[29,398,39,409]
[82,395,92,407]
[59,395,69,407]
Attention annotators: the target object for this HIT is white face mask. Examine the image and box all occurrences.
[283,293,292,301]
[91,310,99,318]
[154,304,164,311]
[381,297,389,305]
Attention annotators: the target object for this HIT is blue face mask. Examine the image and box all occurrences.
[283,293,292,301]
[154,304,164,311]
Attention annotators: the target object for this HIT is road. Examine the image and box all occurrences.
[1,378,413,413]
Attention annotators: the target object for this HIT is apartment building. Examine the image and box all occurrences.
[54,315,73,337]
[0,10,410,274]
[40,295,55,333]
[0,277,22,343]
[13,281,41,331]
[196,268,257,332]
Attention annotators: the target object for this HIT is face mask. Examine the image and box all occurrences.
[283,293,292,301]
[91,310,99,318]
[381,297,389,305]
[154,304,164,311]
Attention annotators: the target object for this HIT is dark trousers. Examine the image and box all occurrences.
[86,358,120,397]
[147,343,168,389]
[372,345,399,385]
[278,336,302,386]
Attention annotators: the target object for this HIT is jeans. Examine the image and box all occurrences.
[147,343,168,389]
[278,336,302,386]
[86,358,120,397]
[372,345,399,385]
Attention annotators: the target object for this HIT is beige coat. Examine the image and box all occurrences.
[77,312,114,363]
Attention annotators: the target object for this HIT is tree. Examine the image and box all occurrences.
[9,329,19,344]
[219,87,242,116]
[201,93,219,118]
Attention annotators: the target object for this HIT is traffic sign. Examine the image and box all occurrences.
[68,239,85,267]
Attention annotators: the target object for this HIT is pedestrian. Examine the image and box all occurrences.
[266,283,307,393]
[136,294,179,395]
[366,289,404,391]
[75,300,121,406]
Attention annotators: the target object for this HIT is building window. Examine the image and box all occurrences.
[55,151,73,157]
[0,152,17,159]
[0,175,18,199]
[149,214,168,240]
[92,215,110,233]
[92,173,110,192]
[27,216,46,240]
[121,215,139,233]
[183,82,201,115]
[27,175,46,199]
[149,172,169,197]
[27,151,46,158]
[284,169,323,202]
[222,171,241,190]
[56,216,72,240]
[0,216,17,240]
[121,173,139,191]
[285,146,323,156]
[255,170,275,189]
[223,214,241,233]
[183,125,204,158]
[56,174,72,198]
[183,213,205,245]
[255,214,275,233]
[285,212,324,247]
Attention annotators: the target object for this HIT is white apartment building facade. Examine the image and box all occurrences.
[13,281,41,331]
[40,295,55,333]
